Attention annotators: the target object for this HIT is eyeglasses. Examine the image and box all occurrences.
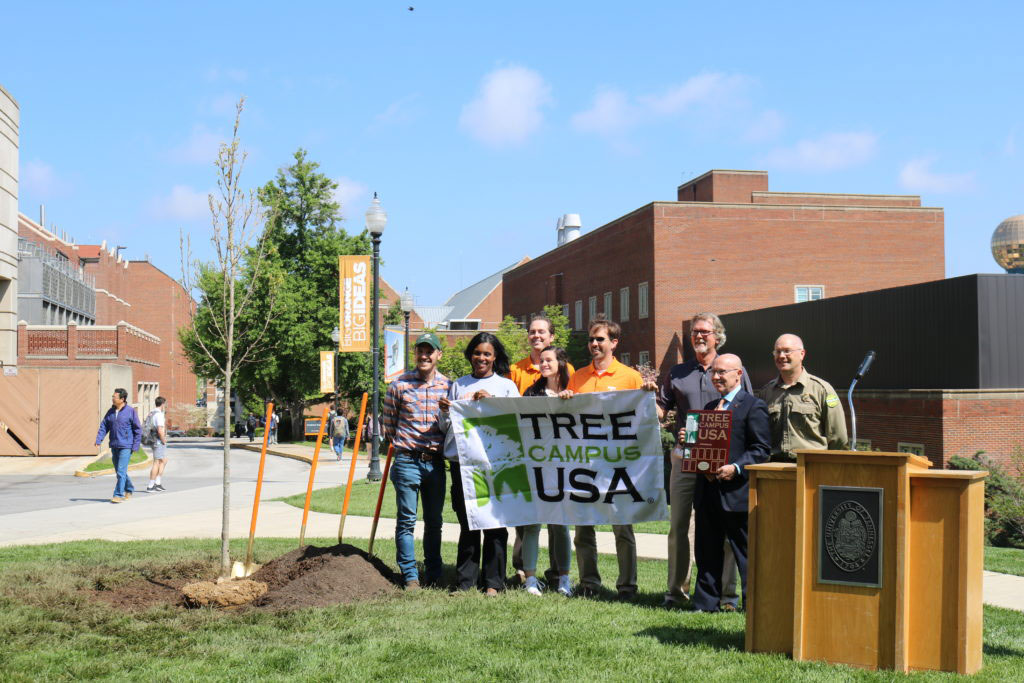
[773,348,803,357]
[710,368,739,376]
[691,329,714,337]
[588,336,607,343]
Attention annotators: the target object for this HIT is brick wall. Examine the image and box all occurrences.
[19,321,160,386]
[848,390,1024,471]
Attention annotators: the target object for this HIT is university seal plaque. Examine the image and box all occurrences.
[818,486,883,587]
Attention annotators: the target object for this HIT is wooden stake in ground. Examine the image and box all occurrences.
[367,445,395,557]
[298,406,329,547]
[238,402,275,577]
[338,392,368,543]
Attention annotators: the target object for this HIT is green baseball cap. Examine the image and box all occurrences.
[414,331,443,351]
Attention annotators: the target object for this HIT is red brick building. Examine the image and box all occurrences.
[503,169,945,371]
[15,213,198,427]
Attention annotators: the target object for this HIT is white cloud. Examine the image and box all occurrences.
[169,125,222,164]
[375,94,420,126]
[744,109,785,143]
[898,157,975,194]
[639,72,748,115]
[459,65,551,147]
[333,177,369,214]
[147,185,210,221]
[762,132,878,171]
[21,160,71,197]
[571,72,750,142]
[571,88,637,136]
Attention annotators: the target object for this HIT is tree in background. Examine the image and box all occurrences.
[179,98,277,577]
[236,148,377,436]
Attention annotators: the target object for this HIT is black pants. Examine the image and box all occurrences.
[692,493,749,612]
[450,462,508,591]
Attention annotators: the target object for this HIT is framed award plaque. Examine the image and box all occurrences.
[678,410,731,474]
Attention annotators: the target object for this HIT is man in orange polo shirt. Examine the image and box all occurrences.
[508,314,576,586]
[568,315,657,601]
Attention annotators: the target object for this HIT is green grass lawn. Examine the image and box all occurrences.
[83,448,147,472]
[1,538,1022,680]
[277,482,670,535]
[985,546,1024,577]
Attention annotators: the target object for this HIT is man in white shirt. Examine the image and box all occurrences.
[146,397,169,492]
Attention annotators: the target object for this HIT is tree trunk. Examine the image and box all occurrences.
[221,370,232,577]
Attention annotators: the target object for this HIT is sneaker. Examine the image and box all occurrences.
[146,484,156,493]
[524,576,542,596]
[720,603,738,613]
[557,575,573,597]
[110,497,124,504]
[154,484,166,492]
[124,492,133,500]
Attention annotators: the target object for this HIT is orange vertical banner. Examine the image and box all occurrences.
[338,255,371,353]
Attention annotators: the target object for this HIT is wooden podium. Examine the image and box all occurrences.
[745,450,987,674]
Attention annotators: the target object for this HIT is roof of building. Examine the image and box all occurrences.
[77,245,101,259]
[413,305,455,327]
[443,258,527,320]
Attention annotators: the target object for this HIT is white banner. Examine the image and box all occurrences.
[451,390,668,530]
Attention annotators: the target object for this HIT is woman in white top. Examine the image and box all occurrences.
[520,346,574,595]
[440,332,520,594]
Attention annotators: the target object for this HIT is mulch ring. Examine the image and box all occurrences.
[89,544,400,612]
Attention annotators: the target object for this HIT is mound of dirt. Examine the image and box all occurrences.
[249,543,400,610]
[182,579,268,608]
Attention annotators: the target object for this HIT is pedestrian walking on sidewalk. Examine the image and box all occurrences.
[94,388,142,504]
[144,396,169,492]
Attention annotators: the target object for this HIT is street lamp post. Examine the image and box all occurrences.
[365,193,387,482]
[400,287,414,373]
[330,326,341,412]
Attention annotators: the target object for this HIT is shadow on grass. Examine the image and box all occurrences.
[984,642,1024,658]
[637,624,745,652]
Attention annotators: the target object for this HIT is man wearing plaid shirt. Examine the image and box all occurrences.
[382,331,451,590]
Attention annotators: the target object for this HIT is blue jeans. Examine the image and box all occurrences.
[111,448,135,498]
[390,453,446,584]
[332,435,345,457]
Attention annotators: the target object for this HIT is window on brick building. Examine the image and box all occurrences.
[588,296,597,324]
[897,442,925,457]
[638,282,649,319]
[620,287,629,321]
[638,350,649,366]
[620,352,631,366]
[795,285,824,303]
[561,304,569,322]
[575,300,583,331]
[603,291,612,318]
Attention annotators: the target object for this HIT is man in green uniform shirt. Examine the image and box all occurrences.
[758,333,848,461]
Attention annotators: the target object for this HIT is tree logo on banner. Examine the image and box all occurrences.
[461,413,531,506]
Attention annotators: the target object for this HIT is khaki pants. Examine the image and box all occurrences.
[575,524,637,594]
[666,466,738,605]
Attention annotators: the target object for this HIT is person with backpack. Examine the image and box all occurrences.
[144,397,169,492]
[330,408,350,461]
[246,413,257,442]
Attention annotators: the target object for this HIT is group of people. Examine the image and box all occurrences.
[94,390,170,503]
[382,311,847,612]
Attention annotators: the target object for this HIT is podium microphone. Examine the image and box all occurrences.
[848,350,876,450]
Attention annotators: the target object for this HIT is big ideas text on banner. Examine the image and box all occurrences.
[337,255,371,353]
[451,390,668,530]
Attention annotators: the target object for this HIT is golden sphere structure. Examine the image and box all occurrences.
[992,214,1024,274]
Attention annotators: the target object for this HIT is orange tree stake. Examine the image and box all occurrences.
[367,445,395,557]
[338,392,368,543]
[298,405,330,548]
[244,402,274,572]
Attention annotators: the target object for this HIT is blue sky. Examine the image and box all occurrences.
[5,1,1022,306]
